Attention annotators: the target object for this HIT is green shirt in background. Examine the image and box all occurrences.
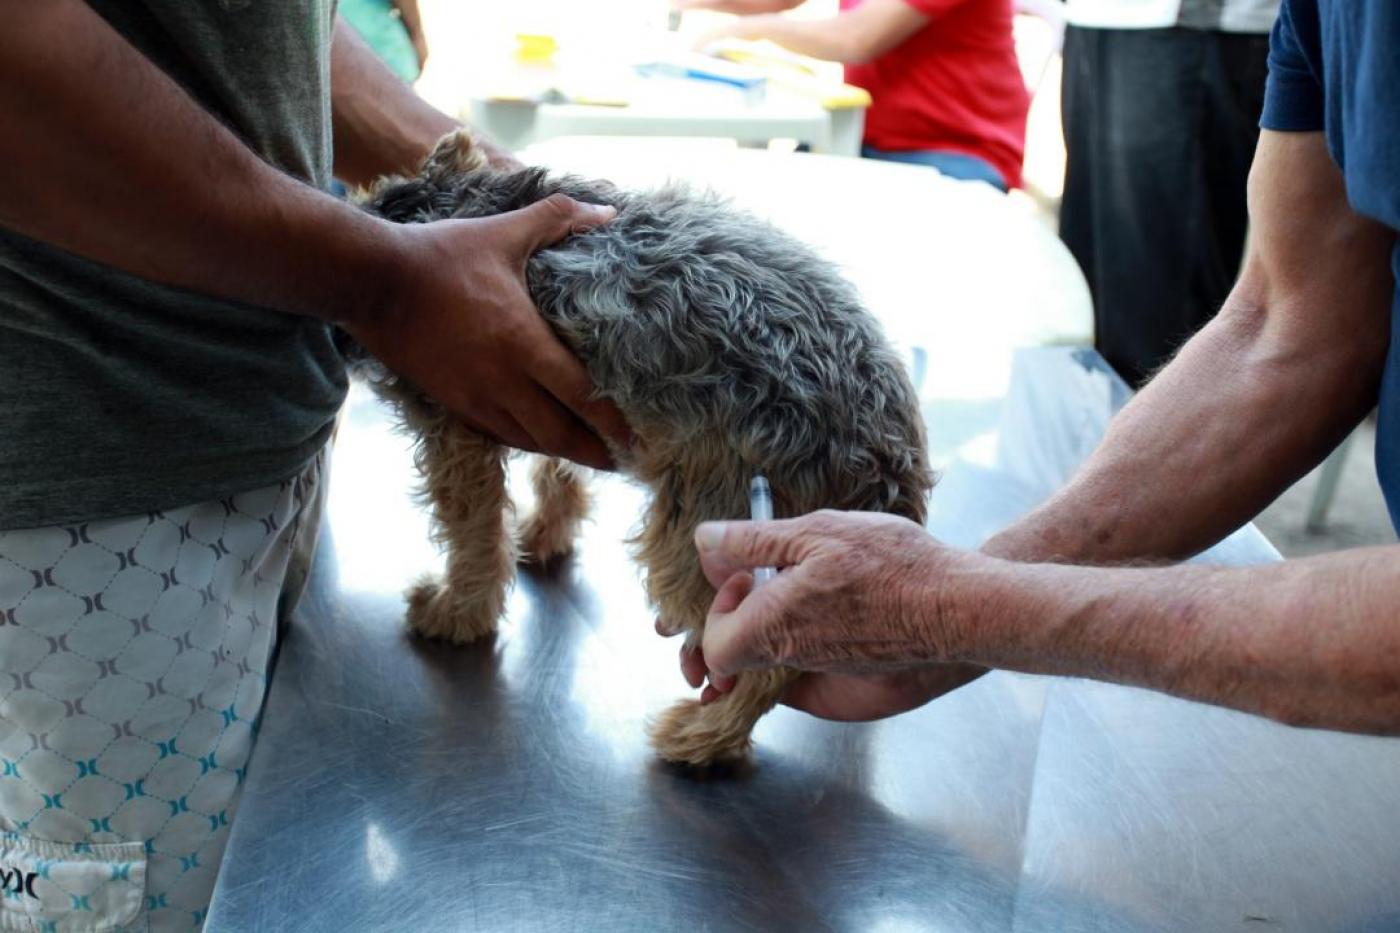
[340,0,423,84]
[0,0,348,530]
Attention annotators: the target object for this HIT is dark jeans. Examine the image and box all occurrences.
[861,146,1009,192]
[1059,25,1271,387]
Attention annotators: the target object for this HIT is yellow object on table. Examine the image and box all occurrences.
[514,33,559,65]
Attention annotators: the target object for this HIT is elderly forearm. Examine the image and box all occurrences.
[986,299,1375,565]
[0,0,406,327]
[985,133,1395,567]
[953,547,1400,735]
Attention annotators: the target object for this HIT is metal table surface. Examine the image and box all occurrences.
[207,347,1400,932]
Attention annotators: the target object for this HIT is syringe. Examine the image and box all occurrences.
[749,475,777,586]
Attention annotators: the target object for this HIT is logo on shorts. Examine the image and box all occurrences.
[0,866,37,898]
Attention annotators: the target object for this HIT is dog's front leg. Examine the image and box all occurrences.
[518,456,590,564]
[405,420,515,645]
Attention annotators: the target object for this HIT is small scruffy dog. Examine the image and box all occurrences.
[355,132,933,766]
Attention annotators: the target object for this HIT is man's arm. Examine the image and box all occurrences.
[329,18,518,186]
[695,0,930,65]
[0,1,626,466]
[330,18,455,187]
[696,514,1400,735]
[984,131,1396,565]
[970,546,1400,733]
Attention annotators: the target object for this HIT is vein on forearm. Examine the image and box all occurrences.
[964,550,1400,735]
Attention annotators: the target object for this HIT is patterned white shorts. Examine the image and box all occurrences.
[0,453,324,932]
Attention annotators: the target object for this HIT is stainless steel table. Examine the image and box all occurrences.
[206,348,1400,932]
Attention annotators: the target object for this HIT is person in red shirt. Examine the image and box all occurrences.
[681,0,1029,190]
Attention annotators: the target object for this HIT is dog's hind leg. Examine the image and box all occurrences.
[632,454,796,764]
[404,420,515,645]
[518,457,590,564]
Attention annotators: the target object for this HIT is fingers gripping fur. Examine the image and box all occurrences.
[404,420,515,645]
[519,457,590,564]
[649,668,799,766]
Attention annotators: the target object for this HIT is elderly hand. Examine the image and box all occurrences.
[675,510,988,720]
[350,194,632,469]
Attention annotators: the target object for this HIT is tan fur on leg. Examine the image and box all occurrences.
[630,444,747,638]
[630,442,792,764]
[423,128,489,177]
[649,667,800,766]
[518,457,590,564]
[403,416,515,645]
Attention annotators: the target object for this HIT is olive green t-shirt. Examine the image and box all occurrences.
[0,0,348,529]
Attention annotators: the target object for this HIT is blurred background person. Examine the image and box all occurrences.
[681,0,1030,192]
[1059,0,1279,386]
[341,0,430,84]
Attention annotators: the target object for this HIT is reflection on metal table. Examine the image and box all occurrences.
[206,347,1400,932]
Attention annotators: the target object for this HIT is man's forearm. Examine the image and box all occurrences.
[330,18,455,188]
[985,133,1396,567]
[331,19,516,187]
[950,547,1400,735]
[0,1,402,326]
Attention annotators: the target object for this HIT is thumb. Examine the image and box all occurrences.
[694,516,812,590]
[504,193,617,255]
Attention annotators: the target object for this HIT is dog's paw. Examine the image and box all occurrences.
[423,128,488,176]
[517,512,578,565]
[648,698,753,767]
[404,576,500,645]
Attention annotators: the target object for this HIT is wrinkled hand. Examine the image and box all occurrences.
[666,510,988,721]
[352,194,631,469]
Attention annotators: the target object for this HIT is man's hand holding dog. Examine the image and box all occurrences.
[346,195,632,470]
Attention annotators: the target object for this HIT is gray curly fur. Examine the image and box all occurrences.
[359,155,934,522]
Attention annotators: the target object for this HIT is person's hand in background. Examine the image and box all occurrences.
[349,194,632,469]
[674,0,804,14]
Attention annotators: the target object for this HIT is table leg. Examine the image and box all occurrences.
[468,99,542,153]
[821,107,866,157]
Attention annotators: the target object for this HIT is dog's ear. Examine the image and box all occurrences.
[421,129,490,178]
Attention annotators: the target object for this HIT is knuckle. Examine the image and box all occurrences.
[540,193,577,220]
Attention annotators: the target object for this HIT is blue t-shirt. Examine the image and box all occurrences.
[1260,0,1400,532]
